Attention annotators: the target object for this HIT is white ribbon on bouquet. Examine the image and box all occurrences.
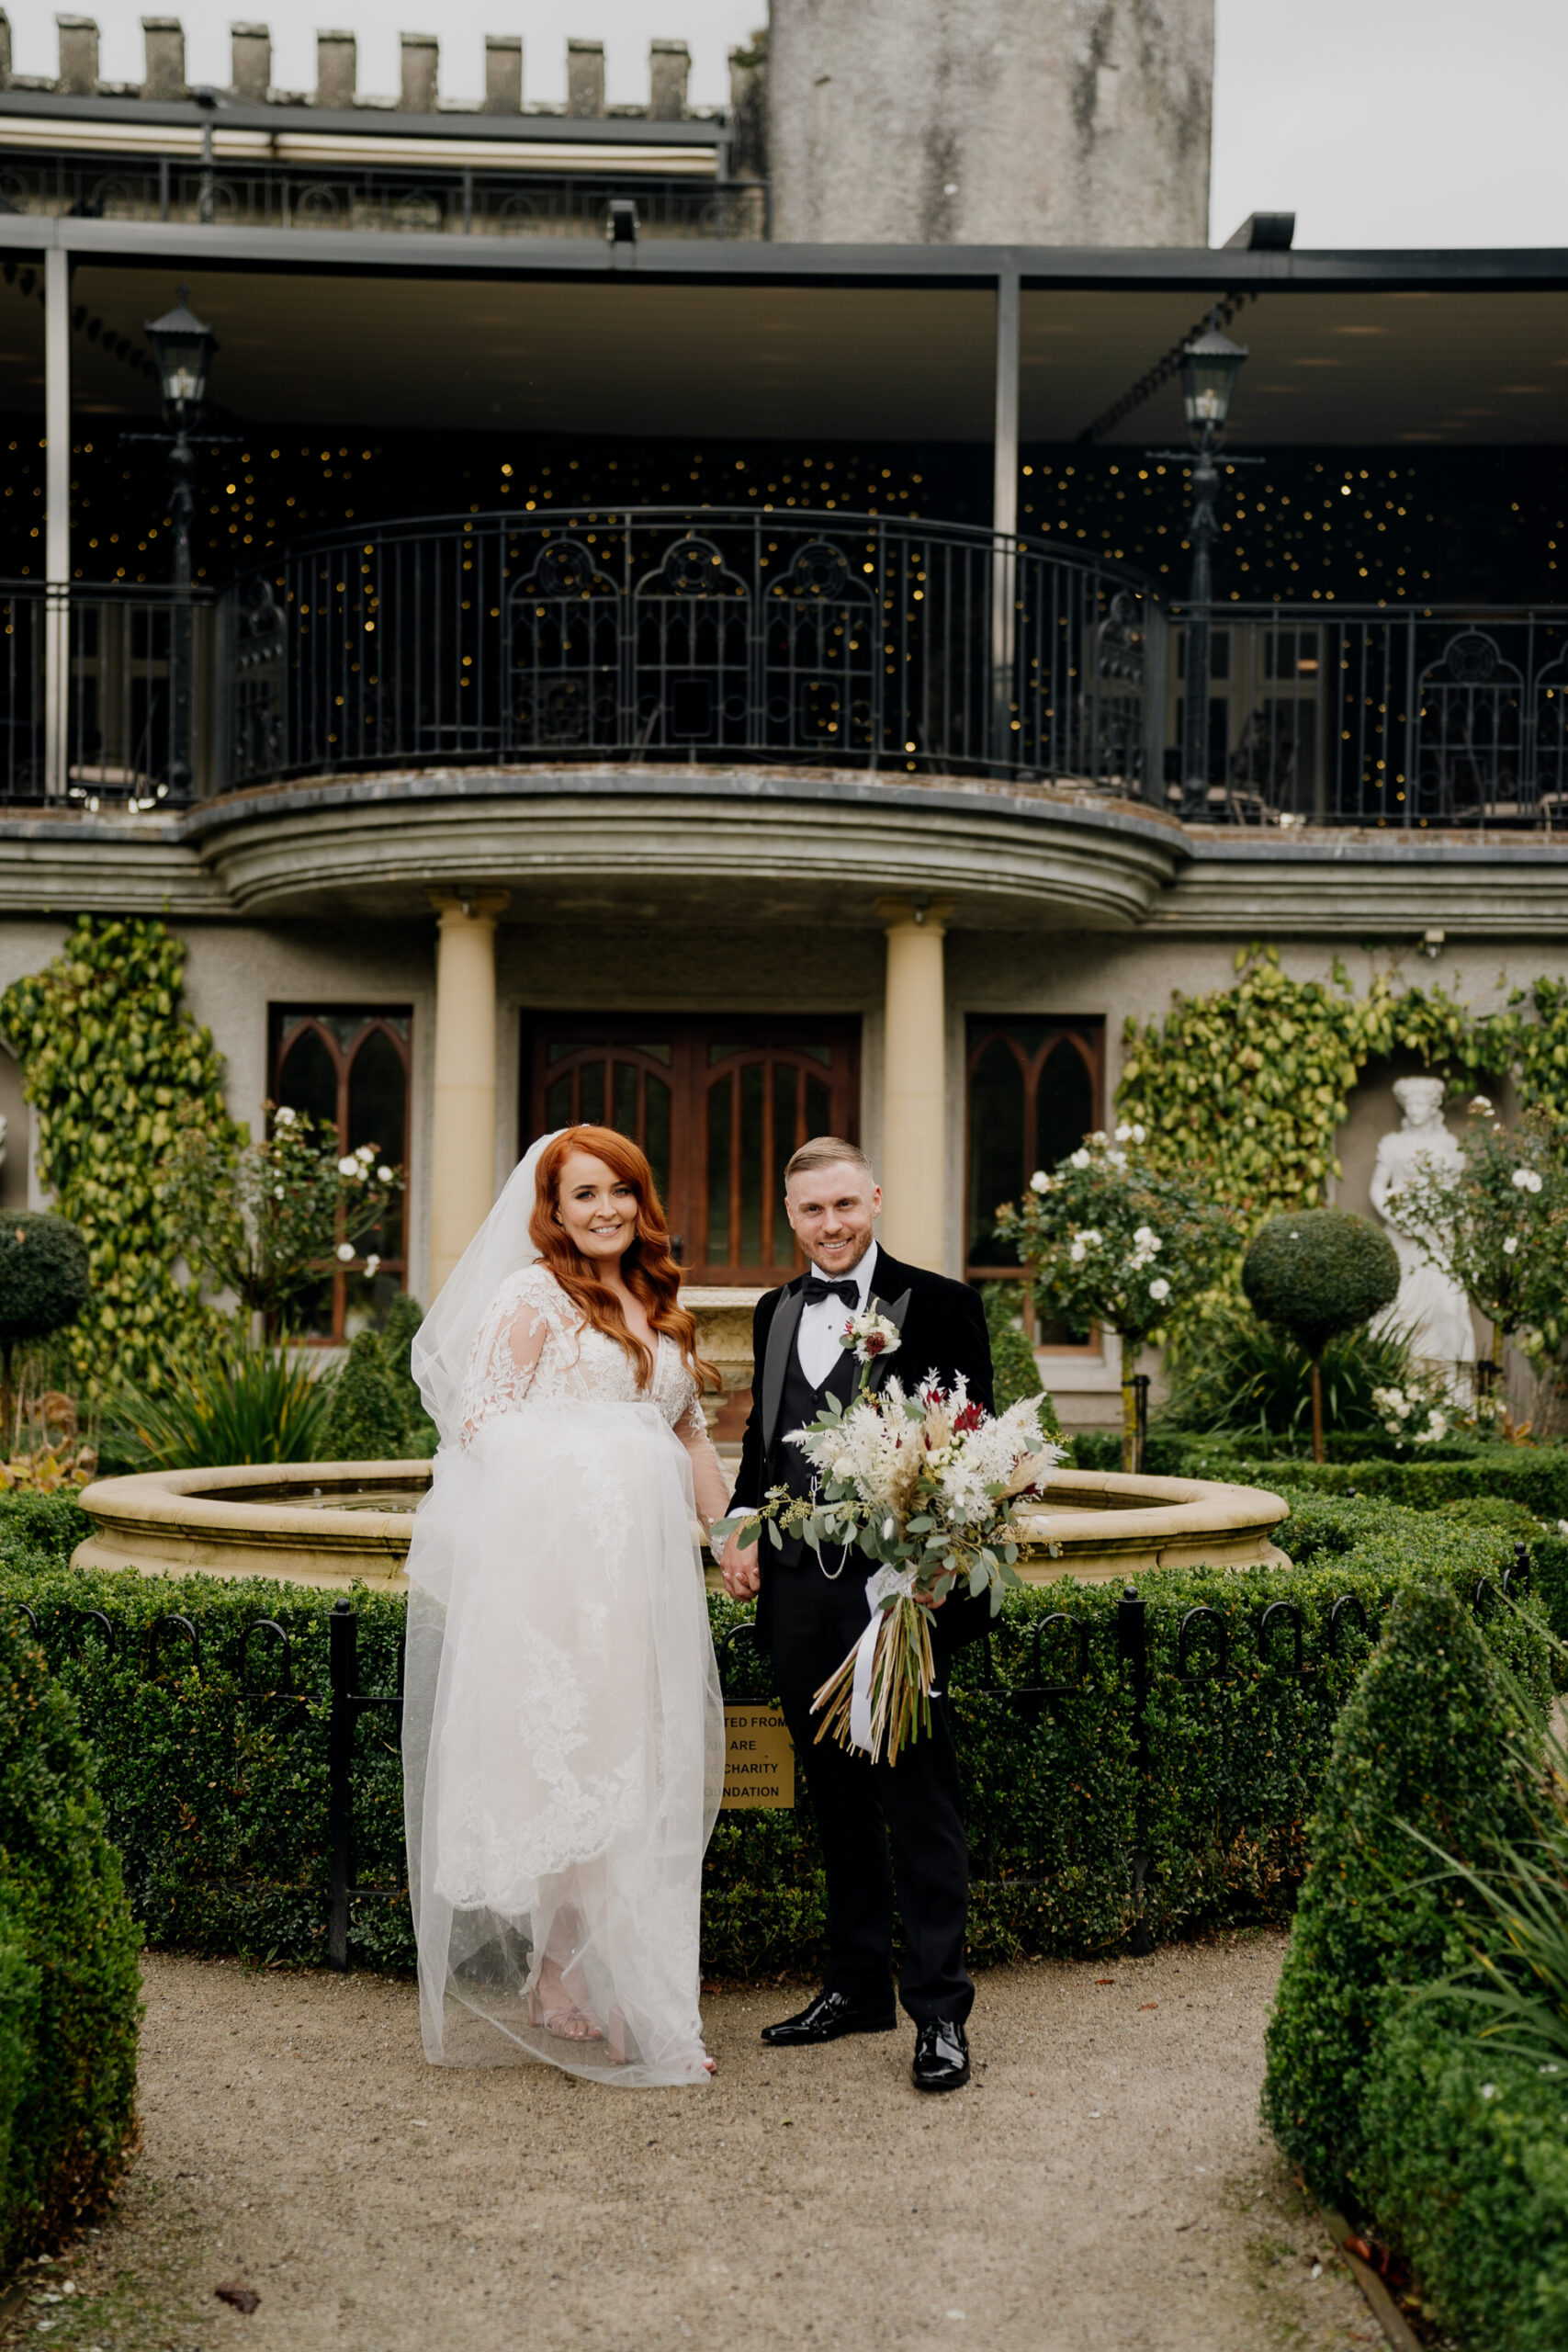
[848,1561,924,1754]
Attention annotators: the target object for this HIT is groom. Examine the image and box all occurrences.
[719,1137,994,2093]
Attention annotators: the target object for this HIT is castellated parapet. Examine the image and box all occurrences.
[767,0,1213,246]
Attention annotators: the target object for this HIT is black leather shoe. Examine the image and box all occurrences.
[911,2017,970,2092]
[761,1988,898,2046]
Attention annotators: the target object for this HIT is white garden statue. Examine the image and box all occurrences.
[1368,1075,1476,1379]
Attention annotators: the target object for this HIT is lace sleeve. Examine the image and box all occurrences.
[673,1391,733,1537]
[459,1268,570,1444]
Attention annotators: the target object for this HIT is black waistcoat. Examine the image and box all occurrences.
[770,1333,858,1567]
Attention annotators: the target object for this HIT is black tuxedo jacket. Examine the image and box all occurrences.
[730,1249,996,1636]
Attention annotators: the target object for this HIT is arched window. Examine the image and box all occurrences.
[271,1007,412,1340]
[964,1017,1102,1345]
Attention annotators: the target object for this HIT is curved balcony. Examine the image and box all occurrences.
[216,506,1155,797]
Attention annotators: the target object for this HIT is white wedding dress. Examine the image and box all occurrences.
[402,1253,725,2087]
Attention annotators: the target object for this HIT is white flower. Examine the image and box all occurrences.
[1029,1170,1050,1193]
[1148,1276,1170,1302]
[337,1156,358,1178]
[1068,1240,1087,1263]
[273,1185,285,1200]
[364,1254,380,1277]
[1504,1236,1518,1255]
[378,1165,394,1184]
[1069,1148,1091,1170]
[1480,2082,1497,2101]
[1115,1122,1134,1142]
[1131,1123,1146,1144]
[1513,1167,1543,1193]
[274,1104,297,1125]
[1133,1227,1161,1252]
[1470,1094,1494,1114]
[356,1142,376,1161]
[336,1241,355,1262]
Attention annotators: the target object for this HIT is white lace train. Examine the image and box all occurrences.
[402,1397,724,2086]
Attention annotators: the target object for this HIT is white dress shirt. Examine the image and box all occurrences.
[794,1239,880,1392]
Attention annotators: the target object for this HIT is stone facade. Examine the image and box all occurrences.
[767,0,1213,245]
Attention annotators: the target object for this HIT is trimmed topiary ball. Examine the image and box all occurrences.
[0,1214,90,1438]
[1242,1208,1400,1361]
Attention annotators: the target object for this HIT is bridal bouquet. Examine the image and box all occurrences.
[716,1311,1062,1764]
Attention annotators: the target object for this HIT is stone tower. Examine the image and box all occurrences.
[766,0,1213,247]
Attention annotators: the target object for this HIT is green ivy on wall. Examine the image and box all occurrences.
[1113,946,1544,1227]
[0,917,235,1393]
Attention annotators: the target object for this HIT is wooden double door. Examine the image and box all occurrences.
[523,1015,861,1285]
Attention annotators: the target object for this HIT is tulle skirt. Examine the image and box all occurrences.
[401,1402,724,2086]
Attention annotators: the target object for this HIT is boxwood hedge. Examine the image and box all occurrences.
[0,1488,1551,1980]
[0,1598,141,2270]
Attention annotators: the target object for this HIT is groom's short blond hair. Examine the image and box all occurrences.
[784,1136,874,1185]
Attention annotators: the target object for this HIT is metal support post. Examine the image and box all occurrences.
[990,260,1020,772]
[168,424,196,797]
[1118,1582,1152,1955]
[327,1597,355,1971]
[43,245,70,802]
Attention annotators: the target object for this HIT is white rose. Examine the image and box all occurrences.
[1470,1095,1493,1114]
[337,1156,358,1178]
[273,1185,285,1200]
[1115,1123,1133,1142]
[1504,1236,1518,1255]
[365,1254,380,1277]
[378,1165,394,1184]
[356,1143,376,1161]
[1148,1276,1170,1302]
[336,1241,355,1262]
[1512,1167,1543,1193]
[1131,1123,1146,1144]
[1029,1170,1049,1193]
[1069,1240,1087,1263]
[275,1105,296,1125]
[1070,1149,1091,1169]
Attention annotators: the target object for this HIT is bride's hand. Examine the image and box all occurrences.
[718,1529,761,1600]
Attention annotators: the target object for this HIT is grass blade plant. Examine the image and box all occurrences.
[1163,1305,1425,1445]
[102,1331,337,1470]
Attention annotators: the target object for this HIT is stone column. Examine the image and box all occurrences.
[428,890,508,1300]
[876,898,952,1272]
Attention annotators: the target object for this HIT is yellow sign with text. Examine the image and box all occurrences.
[722,1704,795,1810]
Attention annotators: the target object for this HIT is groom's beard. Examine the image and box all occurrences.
[801,1234,874,1277]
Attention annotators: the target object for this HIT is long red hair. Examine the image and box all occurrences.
[528,1125,716,1395]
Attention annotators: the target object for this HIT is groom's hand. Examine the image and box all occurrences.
[719,1530,761,1600]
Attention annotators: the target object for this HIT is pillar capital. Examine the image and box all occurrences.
[874,894,953,934]
[428,888,510,925]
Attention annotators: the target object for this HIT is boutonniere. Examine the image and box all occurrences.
[840,1308,902,1369]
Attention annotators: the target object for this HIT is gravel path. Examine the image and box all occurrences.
[6,1931,1386,2352]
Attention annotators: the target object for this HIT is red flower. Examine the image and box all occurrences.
[953,1401,985,1433]
[863,1333,887,1355]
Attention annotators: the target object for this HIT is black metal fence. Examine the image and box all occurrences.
[216,506,1154,793]
[0,149,765,243]
[1166,603,1568,828]
[0,580,206,806]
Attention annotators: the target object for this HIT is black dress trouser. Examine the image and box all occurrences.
[765,1559,976,2026]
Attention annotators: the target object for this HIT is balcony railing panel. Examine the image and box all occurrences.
[0,151,766,242]
[1161,605,1568,828]
[0,582,205,808]
[215,509,1155,797]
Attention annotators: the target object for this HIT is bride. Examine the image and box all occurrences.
[401,1125,729,2086]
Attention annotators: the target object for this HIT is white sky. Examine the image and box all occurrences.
[5,0,1568,249]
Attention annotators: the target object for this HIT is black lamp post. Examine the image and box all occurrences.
[1151,309,1252,817]
[142,286,219,796]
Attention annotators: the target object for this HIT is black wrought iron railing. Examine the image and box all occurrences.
[0,580,209,806]
[1163,603,1568,829]
[11,535,1568,827]
[0,147,766,243]
[215,506,1154,794]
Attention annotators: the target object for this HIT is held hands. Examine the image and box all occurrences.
[718,1528,761,1600]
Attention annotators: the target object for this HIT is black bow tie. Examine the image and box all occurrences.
[802,1277,859,1308]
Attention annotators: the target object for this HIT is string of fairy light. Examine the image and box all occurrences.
[1,422,1564,605]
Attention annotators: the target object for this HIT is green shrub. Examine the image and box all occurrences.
[1163,1304,1419,1442]
[0,1214,91,1437]
[323,1331,407,1462]
[1261,1581,1541,2211]
[378,1294,435,1452]
[1359,2006,1568,2352]
[1243,1209,1402,1361]
[0,1613,141,2270]
[101,1333,337,1472]
[978,1283,1060,1432]
[1,1487,1549,1979]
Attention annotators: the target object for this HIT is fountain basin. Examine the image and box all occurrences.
[72,1459,1289,1592]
